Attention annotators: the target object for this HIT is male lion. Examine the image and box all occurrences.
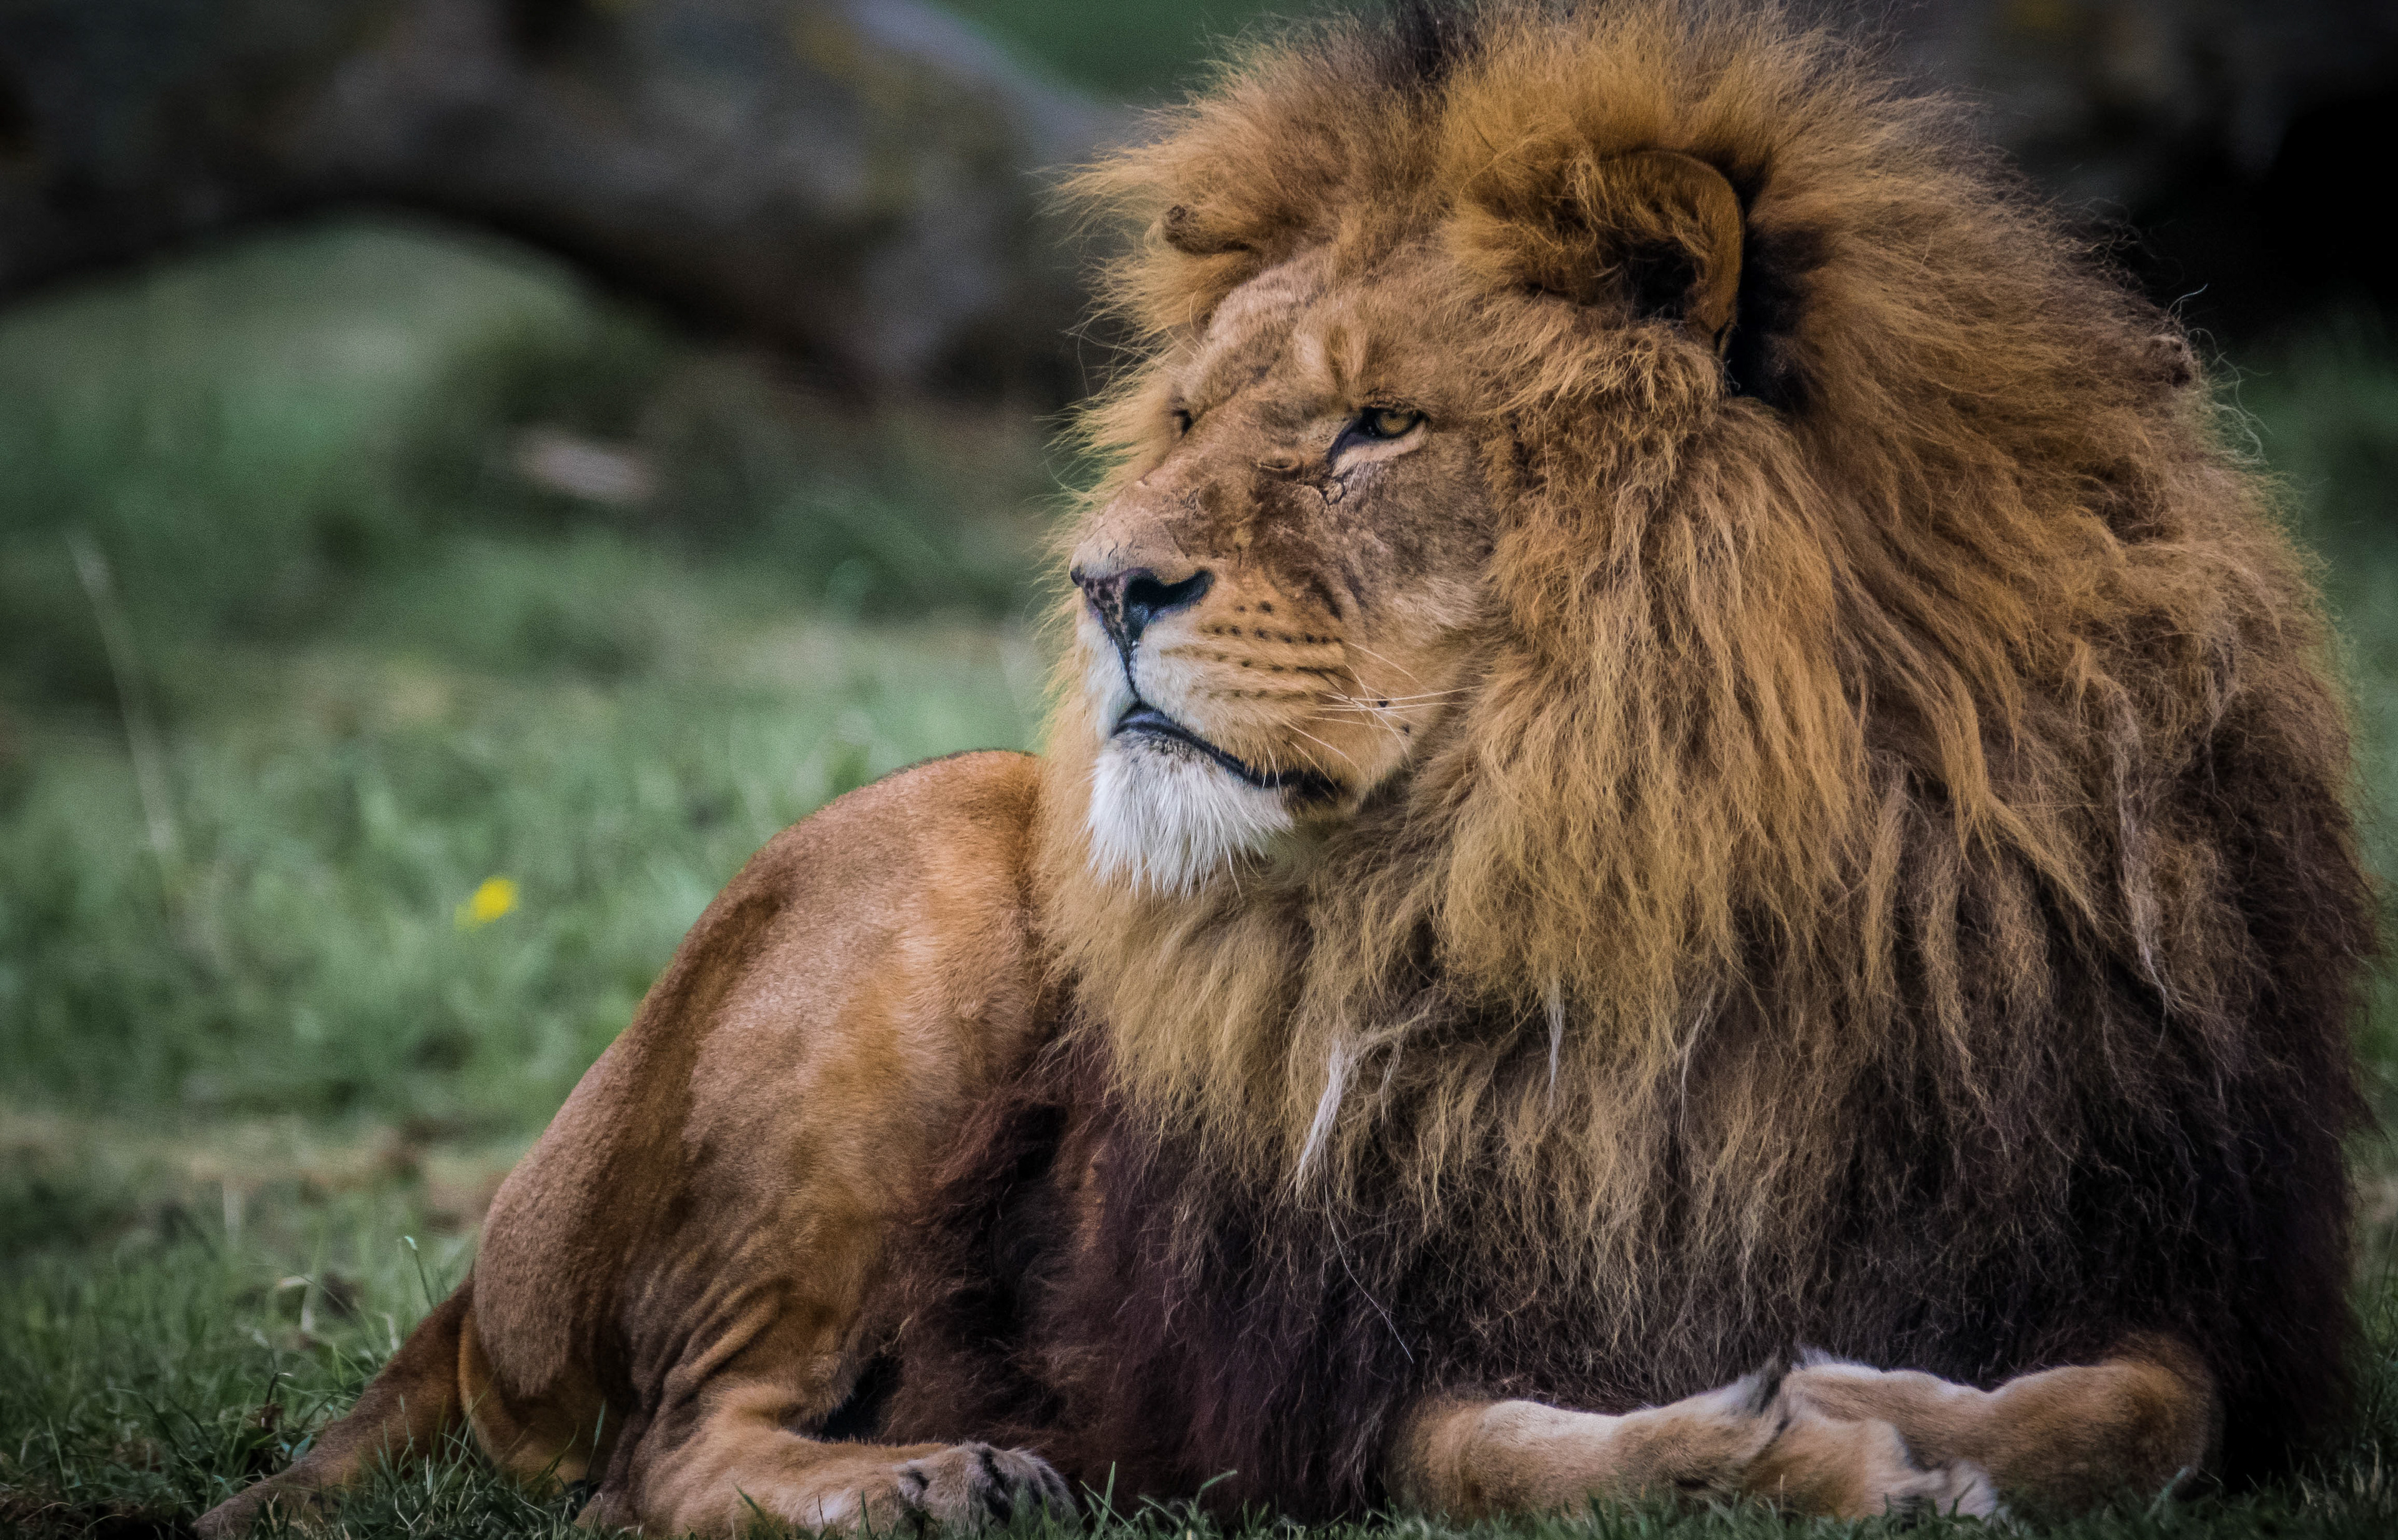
[200,2,2374,1533]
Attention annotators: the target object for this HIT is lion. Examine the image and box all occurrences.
[198,2,2375,1534]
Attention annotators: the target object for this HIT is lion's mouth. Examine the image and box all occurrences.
[1113,703,1344,805]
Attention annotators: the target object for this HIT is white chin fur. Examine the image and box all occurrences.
[1087,736,1291,894]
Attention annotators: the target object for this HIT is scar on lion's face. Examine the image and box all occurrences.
[1070,250,1497,891]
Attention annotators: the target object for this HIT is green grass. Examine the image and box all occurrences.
[2,215,2398,1540]
[0,219,1055,1137]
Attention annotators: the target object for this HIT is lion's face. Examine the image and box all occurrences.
[1068,249,1498,891]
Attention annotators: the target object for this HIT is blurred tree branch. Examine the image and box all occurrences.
[5,0,2393,390]
[0,0,1114,399]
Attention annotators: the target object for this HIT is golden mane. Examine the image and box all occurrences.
[1031,0,2362,1337]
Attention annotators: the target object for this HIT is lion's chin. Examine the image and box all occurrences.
[1086,734,1293,894]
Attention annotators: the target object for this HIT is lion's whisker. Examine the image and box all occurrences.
[1337,639,1428,688]
[1320,691,1471,711]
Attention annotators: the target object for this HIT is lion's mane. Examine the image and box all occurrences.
[877,0,2374,1512]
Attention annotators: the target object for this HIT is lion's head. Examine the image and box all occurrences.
[1031,0,2366,1329]
[1063,237,1499,891]
[1057,17,1780,899]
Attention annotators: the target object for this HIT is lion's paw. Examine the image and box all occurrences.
[886,1443,1074,1531]
[1895,1457,2001,1523]
[1746,1399,2000,1521]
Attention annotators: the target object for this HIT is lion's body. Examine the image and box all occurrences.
[200,4,2372,1534]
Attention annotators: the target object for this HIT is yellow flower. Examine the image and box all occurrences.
[456,876,520,930]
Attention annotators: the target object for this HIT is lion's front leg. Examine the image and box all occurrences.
[1781,1335,2216,1514]
[583,1380,1073,1536]
[1388,1371,1996,1522]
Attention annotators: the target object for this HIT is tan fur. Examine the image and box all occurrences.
[1392,1386,1996,1520]
[1781,1337,2219,1515]
[202,3,2352,1532]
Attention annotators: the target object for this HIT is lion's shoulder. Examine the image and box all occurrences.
[735,748,1042,909]
[473,748,1050,1379]
[645,746,1049,1082]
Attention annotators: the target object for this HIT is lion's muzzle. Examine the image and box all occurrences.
[1072,562,1215,654]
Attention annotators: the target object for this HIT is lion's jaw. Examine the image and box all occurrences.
[1078,605,1310,894]
[1065,254,1493,894]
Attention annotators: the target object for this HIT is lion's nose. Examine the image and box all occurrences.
[1071,565,1214,649]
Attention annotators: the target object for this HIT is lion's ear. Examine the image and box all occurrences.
[1452,147,1744,355]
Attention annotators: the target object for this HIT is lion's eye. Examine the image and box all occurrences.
[1171,407,1195,437]
[1330,406,1427,463]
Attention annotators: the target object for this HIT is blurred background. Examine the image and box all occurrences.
[0,1,2394,1532]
